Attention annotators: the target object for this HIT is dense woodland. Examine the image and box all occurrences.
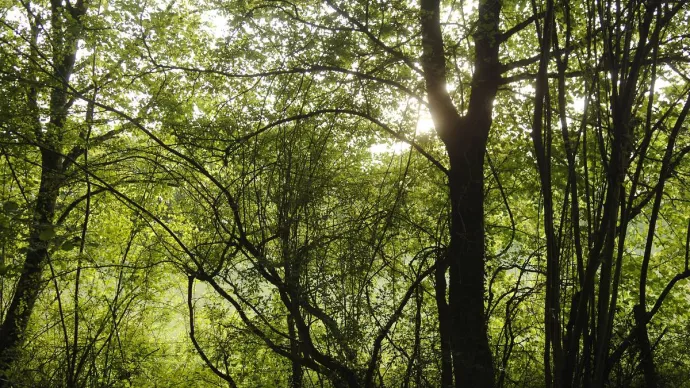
[1,0,689,387]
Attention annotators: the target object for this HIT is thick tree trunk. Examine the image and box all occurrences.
[447,139,495,388]
[420,0,501,385]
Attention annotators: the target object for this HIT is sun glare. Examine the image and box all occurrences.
[201,10,229,37]
[416,115,435,135]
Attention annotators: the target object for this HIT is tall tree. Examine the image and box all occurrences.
[419,0,501,385]
[1,0,689,387]
[0,1,88,383]
[524,0,690,386]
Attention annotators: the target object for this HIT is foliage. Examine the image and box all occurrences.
[0,0,689,387]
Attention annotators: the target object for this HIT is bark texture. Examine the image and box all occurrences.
[420,0,502,386]
[0,1,86,384]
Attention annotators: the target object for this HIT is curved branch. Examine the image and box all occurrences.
[187,276,238,387]
[149,61,426,106]
[323,0,424,76]
[230,108,449,176]
[364,261,438,387]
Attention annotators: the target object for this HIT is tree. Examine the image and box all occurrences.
[1,1,206,386]
[1,0,689,387]
[524,0,690,386]
[0,1,89,382]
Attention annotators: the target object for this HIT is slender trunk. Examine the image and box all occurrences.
[0,150,61,385]
[530,0,561,383]
[283,225,303,388]
[434,259,453,388]
[633,93,690,388]
[288,314,303,388]
[281,203,303,388]
[403,286,423,388]
[0,2,86,383]
[634,306,660,388]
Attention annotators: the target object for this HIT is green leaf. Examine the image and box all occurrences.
[60,241,76,251]
[61,237,82,251]
[39,228,56,241]
[3,201,19,213]
[0,215,9,229]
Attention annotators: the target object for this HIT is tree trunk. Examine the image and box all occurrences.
[435,259,453,388]
[287,314,303,388]
[447,139,495,387]
[0,2,86,384]
[419,0,501,385]
[634,306,660,388]
[0,150,61,385]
